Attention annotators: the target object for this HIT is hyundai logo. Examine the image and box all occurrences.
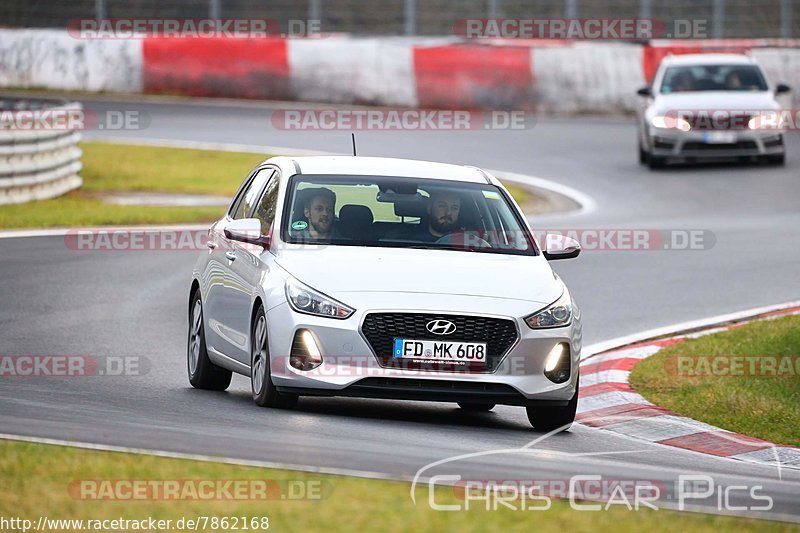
[426,319,457,336]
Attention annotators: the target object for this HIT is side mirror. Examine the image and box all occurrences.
[543,234,581,260]
[224,218,270,248]
[637,86,653,97]
[776,83,791,95]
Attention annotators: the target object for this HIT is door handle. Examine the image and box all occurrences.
[225,251,237,261]
[207,241,217,249]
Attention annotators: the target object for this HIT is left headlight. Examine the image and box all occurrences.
[651,115,692,132]
[525,289,572,329]
[285,277,355,319]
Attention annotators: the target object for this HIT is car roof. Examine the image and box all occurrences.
[278,156,490,184]
[662,53,757,66]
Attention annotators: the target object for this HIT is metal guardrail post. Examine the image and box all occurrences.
[404,0,416,36]
[712,0,725,38]
[781,0,792,38]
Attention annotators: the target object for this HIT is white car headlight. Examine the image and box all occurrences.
[525,289,572,329]
[652,115,692,132]
[285,277,354,319]
[748,112,784,131]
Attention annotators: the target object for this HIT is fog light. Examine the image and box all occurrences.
[289,329,323,371]
[544,343,570,383]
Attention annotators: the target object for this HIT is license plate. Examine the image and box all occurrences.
[393,338,487,363]
[702,131,737,144]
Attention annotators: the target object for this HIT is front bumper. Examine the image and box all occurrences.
[648,128,785,159]
[266,294,581,405]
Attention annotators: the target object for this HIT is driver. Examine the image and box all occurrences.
[410,190,462,242]
[295,188,342,241]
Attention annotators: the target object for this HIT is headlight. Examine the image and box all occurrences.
[285,277,354,319]
[525,289,572,329]
[651,115,691,132]
[748,112,783,131]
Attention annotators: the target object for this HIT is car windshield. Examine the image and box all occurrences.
[660,64,768,93]
[282,175,537,255]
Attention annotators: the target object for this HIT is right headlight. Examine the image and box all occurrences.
[525,289,572,329]
[285,277,354,319]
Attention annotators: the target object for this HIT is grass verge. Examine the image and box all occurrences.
[630,314,800,447]
[0,142,536,230]
[0,143,267,229]
[0,439,789,532]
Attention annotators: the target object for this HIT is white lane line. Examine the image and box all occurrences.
[83,136,339,157]
[488,169,596,215]
[582,300,800,360]
[0,224,211,240]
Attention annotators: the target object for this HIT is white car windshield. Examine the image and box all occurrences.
[282,175,537,255]
[660,64,768,93]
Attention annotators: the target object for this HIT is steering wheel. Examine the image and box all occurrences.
[434,232,493,249]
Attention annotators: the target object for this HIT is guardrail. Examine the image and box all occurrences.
[0,99,83,205]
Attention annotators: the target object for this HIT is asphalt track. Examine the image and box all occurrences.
[1,97,799,520]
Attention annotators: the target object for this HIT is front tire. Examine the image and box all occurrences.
[526,375,579,432]
[638,143,648,165]
[648,155,666,169]
[251,304,298,409]
[457,402,495,412]
[187,291,232,391]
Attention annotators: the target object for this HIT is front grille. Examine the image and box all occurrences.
[361,312,518,373]
[682,141,757,152]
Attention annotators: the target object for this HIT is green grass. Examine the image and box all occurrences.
[0,142,534,230]
[630,315,800,447]
[79,143,267,196]
[0,440,791,532]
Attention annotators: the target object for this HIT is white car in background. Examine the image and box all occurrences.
[636,54,791,168]
[187,156,582,431]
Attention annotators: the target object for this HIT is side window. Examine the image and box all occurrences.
[254,173,280,234]
[231,168,274,220]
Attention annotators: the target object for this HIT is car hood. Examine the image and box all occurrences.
[651,91,780,114]
[273,246,560,305]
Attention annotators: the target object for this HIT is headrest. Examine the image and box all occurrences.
[393,198,427,218]
[339,204,374,225]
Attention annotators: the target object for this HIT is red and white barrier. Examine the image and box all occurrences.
[1,29,798,112]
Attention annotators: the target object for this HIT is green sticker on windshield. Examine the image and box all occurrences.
[291,221,308,231]
[482,190,501,200]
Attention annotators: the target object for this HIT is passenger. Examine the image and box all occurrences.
[672,71,695,92]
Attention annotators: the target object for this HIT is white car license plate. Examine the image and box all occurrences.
[702,131,737,144]
[393,338,487,363]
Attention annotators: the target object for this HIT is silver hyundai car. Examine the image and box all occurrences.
[188,156,582,430]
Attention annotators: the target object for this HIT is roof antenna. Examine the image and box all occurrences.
[351,133,357,156]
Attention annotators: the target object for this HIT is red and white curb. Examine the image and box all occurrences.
[577,305,800,470]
